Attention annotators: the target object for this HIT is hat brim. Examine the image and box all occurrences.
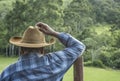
[9,37,56,48]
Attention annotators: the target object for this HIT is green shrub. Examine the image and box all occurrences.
[98,53,111,67]
[92,60,106,68]
[84,61,92,66]
[83,51,92,62]
[112,59,120,69]
[111,50,120,69]
[84,60,106,68]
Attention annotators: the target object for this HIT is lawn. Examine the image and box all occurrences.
[0,56,120,81]
[63,67,120,81]
[0,55,17,73]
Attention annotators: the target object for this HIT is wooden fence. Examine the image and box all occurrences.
[74,56,83,81]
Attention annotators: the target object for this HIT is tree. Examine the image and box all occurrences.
[3,0,64,56]
[111,29,120,48]
[0,0,13,55]
[90,0,120,28]
[63,0,93,37]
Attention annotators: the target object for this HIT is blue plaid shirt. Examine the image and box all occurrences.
[0,33,85,81]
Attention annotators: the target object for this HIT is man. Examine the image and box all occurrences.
[0,22,85,81]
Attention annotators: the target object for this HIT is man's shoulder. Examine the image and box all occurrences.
[0,62,17,80]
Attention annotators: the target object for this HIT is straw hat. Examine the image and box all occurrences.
[9,26,55,48]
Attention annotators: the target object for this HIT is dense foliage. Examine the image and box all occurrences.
[0,0,120,69]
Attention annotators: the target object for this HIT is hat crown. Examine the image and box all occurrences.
[21,26,45,44]
[9,26,55,48]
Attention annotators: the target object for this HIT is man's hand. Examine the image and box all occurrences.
[36,22,59,37]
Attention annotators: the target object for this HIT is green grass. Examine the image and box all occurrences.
[0,55,17,73]
[0,56,120,81]
[63,66,120,81]
[84,67,120,81]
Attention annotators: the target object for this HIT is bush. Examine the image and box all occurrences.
[92,60,106,68]
[83,51,92,62]
[112,59,120,69]
[98,53,111,67]
[84,61,92,66]
[84,60,106,68]
[111,50,120,69]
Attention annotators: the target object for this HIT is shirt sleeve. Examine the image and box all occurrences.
[57,32,85,58]
[46,32,85,73]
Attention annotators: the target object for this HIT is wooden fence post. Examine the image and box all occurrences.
[74,56,83,81]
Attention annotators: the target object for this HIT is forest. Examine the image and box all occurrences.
[0,0,120,69]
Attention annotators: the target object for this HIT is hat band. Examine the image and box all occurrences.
[21,40,45,44]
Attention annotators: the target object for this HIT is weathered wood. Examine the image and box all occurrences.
[74,56,83,81]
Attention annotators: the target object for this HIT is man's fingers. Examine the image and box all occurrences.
[39,27,47,33]
[36,22,54,35]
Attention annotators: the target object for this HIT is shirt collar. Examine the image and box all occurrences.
[19,52,43,61]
